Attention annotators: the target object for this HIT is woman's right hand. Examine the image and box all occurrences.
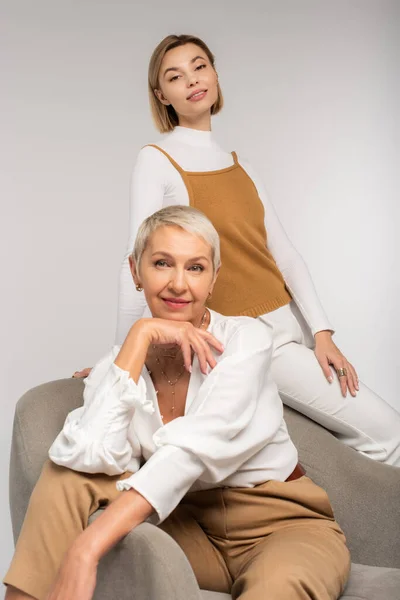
[72,368,92,379]
[140,318,224,374]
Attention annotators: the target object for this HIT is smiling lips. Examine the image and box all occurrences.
[187,89,207,102]
[162,298,191,309]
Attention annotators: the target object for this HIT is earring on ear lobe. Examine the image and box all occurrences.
[136,284,143,292]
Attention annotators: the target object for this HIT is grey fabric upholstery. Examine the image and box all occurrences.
[200,564,400,600]
[8,378,400,599]
[90,517,202,600]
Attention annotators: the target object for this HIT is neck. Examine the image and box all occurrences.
[178,111,212,131]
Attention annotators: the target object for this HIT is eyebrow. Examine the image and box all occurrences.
[163,55,206,78]
[151,251,210,262]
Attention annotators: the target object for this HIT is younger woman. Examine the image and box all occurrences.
[106,34,400,465]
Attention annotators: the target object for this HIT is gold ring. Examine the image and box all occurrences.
[337,367,348,378]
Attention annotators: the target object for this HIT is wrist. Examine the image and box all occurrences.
[69,534,100,565]
[116,319,154,382]
[129,318,153,346]
[314,330,333,341]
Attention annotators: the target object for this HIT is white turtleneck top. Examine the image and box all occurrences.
[116,127,332,344]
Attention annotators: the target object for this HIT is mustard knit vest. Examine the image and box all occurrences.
[148,145,291,317]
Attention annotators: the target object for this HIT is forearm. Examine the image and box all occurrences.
[71,489,154,562]
[115,320,152,383]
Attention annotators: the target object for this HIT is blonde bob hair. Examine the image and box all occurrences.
[132,205,221,274]
[148,34,223,133]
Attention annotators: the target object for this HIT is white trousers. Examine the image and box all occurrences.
[259,303,400,466]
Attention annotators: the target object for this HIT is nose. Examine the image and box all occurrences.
[186,71,199,87]
[168,267,188,294]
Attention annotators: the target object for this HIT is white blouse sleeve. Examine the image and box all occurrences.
[239,158,333,336]
[117,318,283,523]
[48,347,154,475]
[115,147,170,345]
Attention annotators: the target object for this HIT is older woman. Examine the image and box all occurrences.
[4,206,350,600]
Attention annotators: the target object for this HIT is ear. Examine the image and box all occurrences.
[154,88,171,106]
[129,256,141,286]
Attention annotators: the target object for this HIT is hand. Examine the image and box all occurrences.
[314,331,359,397]
[47,548,97,600]
[72,368,92,379]
[141,318,224,374]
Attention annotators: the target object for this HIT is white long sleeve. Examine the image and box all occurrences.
[117,317,288,523]
[49,347,154,475]
[239,160,333,335]
[52,310,297,524]
[116,126,332,343]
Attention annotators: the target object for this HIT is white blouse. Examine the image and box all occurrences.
[49,311,298,524]
[116,126,332,345]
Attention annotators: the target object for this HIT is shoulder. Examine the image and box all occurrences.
[209,311,272,351]
[134,143,172,170]
[235,154,260,181]
[84,346,121,387]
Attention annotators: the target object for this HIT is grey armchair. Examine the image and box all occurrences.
[8,378,400,599]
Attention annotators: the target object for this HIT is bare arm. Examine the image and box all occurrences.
[47,490,153,600]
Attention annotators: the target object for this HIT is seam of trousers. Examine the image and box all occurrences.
[220,488,228,539]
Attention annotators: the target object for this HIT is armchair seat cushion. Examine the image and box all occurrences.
[200,563,400,600]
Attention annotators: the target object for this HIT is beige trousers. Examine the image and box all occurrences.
[4,460,350,600]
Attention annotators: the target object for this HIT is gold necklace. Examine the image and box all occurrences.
[147,309,208,420]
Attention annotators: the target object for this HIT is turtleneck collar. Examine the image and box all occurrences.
[168,126,214,147]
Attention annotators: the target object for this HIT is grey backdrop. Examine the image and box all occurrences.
[1,0,399,592]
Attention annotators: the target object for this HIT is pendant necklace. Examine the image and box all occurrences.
[147,309,208,420]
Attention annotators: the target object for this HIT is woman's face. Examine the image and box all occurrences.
[131,225,217,325]
[155,43,219,126]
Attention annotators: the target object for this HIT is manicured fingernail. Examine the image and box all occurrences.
[188,366,192,373]
[328,376,333,383]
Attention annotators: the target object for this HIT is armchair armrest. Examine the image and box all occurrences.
[91,517,202,600]
[284,406,400,568]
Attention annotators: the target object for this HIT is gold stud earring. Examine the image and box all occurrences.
[136,284,143,292]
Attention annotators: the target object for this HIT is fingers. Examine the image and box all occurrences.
[198,330,224,354]
[317,355,334,383]
[349,363,359,391]
[180,338,192,373]
[338,368,348,397]
[333,360,356,398]
[346,363,359,397]
[72,368,92,379]
[179,329,221,375]
[189,333,217,374]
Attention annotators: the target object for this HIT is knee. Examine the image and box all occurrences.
[29,460,89,509]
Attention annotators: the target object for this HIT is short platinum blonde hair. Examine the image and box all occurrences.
[132,205,221,273]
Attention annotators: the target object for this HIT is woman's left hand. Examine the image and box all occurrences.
[46,548,97,600]
[314,331,359,397]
